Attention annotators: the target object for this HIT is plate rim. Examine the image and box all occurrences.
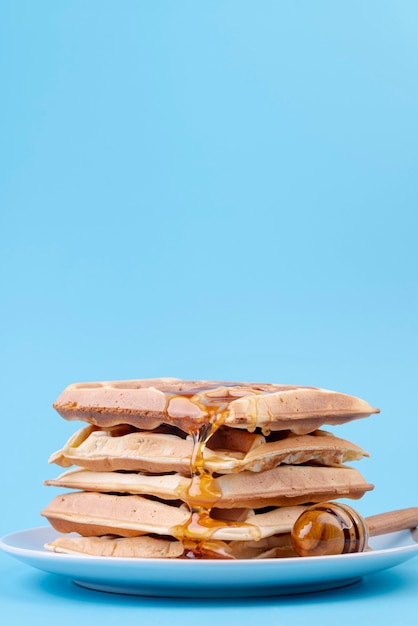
[2,526,418,597]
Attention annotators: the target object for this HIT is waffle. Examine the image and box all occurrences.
[42,378,378,559]
[48,426,368,474]
[45,533,296,560]
[45,463,372,508]
[53,378,379,434]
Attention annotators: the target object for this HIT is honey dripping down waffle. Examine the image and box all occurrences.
[42,379,378,559]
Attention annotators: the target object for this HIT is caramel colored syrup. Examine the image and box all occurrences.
[167,386,260,556]
[186,422,223,511]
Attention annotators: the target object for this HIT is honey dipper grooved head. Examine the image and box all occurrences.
[290,502,369,557]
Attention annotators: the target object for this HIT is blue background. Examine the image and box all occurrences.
[1,1,417,624]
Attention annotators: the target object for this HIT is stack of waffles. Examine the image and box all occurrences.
[41,379,378,559]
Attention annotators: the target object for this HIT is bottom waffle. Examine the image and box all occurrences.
[45,532,297,560]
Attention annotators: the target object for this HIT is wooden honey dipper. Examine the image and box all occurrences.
[290,502,418,557]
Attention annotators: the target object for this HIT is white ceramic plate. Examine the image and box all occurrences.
[1,526,418,598]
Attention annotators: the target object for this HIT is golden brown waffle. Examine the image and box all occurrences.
[53,378,379,434]
[45,464,373,508]
[44,533,296,559]
[48,426,368,474]
[41,493,306,541]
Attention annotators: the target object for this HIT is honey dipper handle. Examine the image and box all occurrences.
[365,507,418,537]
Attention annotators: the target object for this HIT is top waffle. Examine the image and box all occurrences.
[53,378,379,434]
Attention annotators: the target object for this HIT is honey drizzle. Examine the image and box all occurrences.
[168,386,261,555]
[186,422,222,512]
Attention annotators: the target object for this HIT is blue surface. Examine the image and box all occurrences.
[1,1,417,622]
